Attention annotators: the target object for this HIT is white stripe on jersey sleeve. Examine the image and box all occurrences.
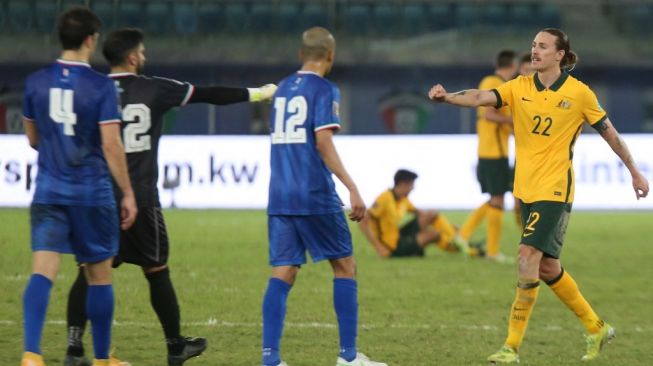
[314,123,341,132]
[180,84,195,106]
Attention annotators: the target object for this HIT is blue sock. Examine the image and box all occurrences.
[334,278,358,362]
[86,284,114,360]
[23,274,53,354]
[262,278,291,366]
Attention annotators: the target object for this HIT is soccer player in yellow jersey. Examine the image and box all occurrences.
[359,169,471,258]
[428,28,649,364]
[459,50,517,262]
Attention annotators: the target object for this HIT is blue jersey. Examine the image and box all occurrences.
[267,71,343,215]
[22,59,121,206]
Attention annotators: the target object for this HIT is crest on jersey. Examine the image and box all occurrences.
[333,101,340,119]
[557,99,571,109]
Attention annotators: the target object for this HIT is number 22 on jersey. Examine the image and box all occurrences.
[272,96,307,144]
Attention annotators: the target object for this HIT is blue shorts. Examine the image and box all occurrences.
[268,212,353,266]
[30,203,119,263]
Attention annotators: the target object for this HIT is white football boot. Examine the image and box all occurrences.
[336,353,387,366]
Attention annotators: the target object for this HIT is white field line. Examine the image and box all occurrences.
[0,319,650,332]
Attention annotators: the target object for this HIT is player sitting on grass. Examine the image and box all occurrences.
[360,169,481,258]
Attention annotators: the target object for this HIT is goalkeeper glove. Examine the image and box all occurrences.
[248,83,277,102]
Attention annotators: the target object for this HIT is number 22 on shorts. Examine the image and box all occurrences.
[523,211,541,237]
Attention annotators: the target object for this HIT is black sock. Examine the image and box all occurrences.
[66,267,88,357]
[145,267,184,355]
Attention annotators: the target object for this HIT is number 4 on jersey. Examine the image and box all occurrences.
[272,96,307,144]
[49,88,77,136]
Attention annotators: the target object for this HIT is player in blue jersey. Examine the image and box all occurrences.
[20,7,137,366]
[262,27,387,366]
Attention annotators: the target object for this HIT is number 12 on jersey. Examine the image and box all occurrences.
[272,96,307,144]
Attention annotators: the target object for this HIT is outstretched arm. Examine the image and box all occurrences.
[594,118,649,199]
[428,84,499,108]
[187,84,277,105]
[315,129,365,221]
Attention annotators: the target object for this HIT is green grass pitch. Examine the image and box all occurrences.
[1,208,652,365]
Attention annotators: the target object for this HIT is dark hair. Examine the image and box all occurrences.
[394,169,418,186]
[496,50,516,69]
[102,28,145,67]
[57,7,101,50]
[519,53,531,64]
[541,28,578,71]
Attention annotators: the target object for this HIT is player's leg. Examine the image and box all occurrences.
[329,258,386,366]
[83,259,114,364]
[23,204,72,365]
[540,258,614,360]
[142,264,207,366]
[489,201,570,363]
[459,159,492,240]
[22,251,61,366]
[421,211,454,250]
[263,265,298,366]
[488,202,546,363]
[263,216,305,366]
[416,211,471,255]
[300,213,386,366]
[459,202,489,240]
[64,265,90,366]
[486,194,505,259]
[68,204,121,365]
[488,243,541,364]
[329,256,358,362]
[485,158,511,260]
[124,207,205,366]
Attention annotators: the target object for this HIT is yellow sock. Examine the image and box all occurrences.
[486,206,503,257]
[505,279,540,350]
[548,270,604,334]
[432,214,457,251]
[460,202,489,240]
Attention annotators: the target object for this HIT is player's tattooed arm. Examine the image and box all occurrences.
[592,118,610,136]
[429,85,498,108]
[597,117,649,199]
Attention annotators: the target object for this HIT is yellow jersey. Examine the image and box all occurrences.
[477,75,512,158]
[493,72,607,203]
[367,190,417,250]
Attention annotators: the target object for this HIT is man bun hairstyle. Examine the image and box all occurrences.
[541,28,578,71]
